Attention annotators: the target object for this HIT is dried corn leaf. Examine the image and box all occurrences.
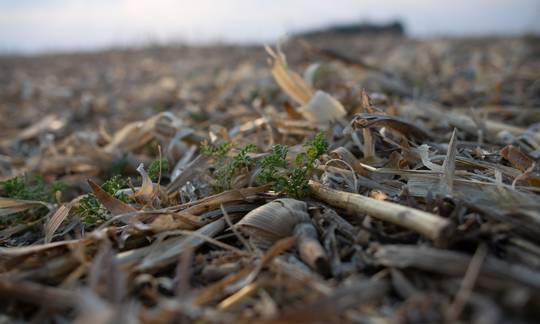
[44,203,72,243]
[298,90,347,124]
[439,129,458,195]
[88,179,137,216]
[136,219,226,271]
[0,197,51,217]
[266,45,313,105]
[501,145,540,186]
[352,113,432,141]
[237,198,309,248]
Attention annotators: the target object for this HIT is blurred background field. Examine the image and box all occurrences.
[1,0,539,54]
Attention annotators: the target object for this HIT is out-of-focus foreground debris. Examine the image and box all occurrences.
[1,34,540,323]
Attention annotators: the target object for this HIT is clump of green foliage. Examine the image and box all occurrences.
[201,140,234,157]
[0,174,66,227]
[200,132,327,197]
[202,141,258,192]
[258,131,328,198]
[148,158,169,182]
[258,144,288,183]
[214,144,257,191]
[78,175,129,225]
[0,174,65,202]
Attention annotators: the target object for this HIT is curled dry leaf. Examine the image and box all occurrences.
[237,198,310,248]
[104,112,184,153]
[329,146,369,176]
[237,198,329,274]
[351,113,432,141]
[131,163,169,207]
[298,90,347,124]
[266,45,313,105]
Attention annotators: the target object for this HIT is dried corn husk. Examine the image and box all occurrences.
[266,46,313,105]
[351,113,431,141]
[298,90,347,124]
[104,112,183,153]
[0,197,52,217]
[237,198,310,249]
[44,203,72,243]
[237,198,330,273]
[130,164,168,207]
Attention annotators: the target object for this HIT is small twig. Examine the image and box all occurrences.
[0,279,79,310]
[169,229,249,257]
[221,204,254,253]
[448,243,488,321]
[309,180,454,243]
[175,246,194,298]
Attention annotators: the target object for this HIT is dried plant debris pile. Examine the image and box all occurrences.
[1,35,540,323]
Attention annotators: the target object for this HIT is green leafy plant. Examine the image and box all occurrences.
[0,174,65,202]
[78,175,129,225]
[0,174,66,227]
[258,131,328,198]
[202,141,257,192]
[258,144,288,183]
[148,158,169,182]
[201,132,327,196]
[201,140,234,157]
[212,144,257,192]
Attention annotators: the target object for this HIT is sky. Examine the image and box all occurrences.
[0,0,539,53]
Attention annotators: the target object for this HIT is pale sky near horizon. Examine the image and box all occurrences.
[0,0,539,53]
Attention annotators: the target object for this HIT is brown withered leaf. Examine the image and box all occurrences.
[87,179,137,216]
[45,203,73,243]
[351,113,432,141]
[501,145,540,186]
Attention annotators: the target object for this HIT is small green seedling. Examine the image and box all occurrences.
[0,174,65,203]
[148,158,169,182]
[0,174,66,227]
[258,131,328,198]
[78,175,129,225]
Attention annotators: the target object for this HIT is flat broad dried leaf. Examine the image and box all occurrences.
[0,239,84,257]
[0,197,52,217]
[45,203,73,243]
[104,112,183,153]
[135,219,226,271]
[501,145,535,172]
[501,145,540,186]
[88,179,137,216]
